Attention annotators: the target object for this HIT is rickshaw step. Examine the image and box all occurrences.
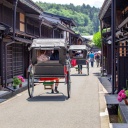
[43,82,54,90]
[44,87,52,89]
[44,85,53,90]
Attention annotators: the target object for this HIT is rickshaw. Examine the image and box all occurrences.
[69,45,89,75]
[27,39,71,98]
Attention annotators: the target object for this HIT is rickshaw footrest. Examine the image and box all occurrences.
[44,85,53,90]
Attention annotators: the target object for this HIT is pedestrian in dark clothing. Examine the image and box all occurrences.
[50,50,59,60]
[50,50,59,93]
[95,53,100,67]
[78,50,83,74]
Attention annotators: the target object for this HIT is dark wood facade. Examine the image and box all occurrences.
[0,0,44,87]
[99,0,128,92]
[41,12,77,44]
[0,0,78,88]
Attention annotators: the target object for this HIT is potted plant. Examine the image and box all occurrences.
[17,76,25,87]
[13,77,21,89]
[117,89,128,105]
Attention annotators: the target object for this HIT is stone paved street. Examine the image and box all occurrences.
[0,65,101,128]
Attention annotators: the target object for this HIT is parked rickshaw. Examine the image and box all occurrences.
[69,45,89,75]
[27,39,71,98]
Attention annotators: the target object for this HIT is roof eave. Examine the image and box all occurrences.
[99,0,111,20]
[19,0,43,14]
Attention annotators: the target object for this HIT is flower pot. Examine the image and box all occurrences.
[19,84,22,88]
[13,86,17,89]
[13,85,19,89]
[124,99,128,105]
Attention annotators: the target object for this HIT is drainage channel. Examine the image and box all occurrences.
[105,95,128,128]
[107,104,120,123]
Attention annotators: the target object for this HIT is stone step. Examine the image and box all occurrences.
[0,99,6,103]
[109,123,128,128]
[105,94,119,105]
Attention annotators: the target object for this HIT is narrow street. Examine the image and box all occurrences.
[0,65,101,128]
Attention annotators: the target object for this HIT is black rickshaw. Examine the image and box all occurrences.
[69,45,89,75]
[27,39,71,98]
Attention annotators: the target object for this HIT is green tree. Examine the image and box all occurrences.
[35,2,100,35]
[93,32,102,48]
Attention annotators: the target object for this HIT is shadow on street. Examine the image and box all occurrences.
[93,72,100,76]
[27,92,68,102]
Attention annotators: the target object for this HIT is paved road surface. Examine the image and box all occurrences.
[0,65,101,128]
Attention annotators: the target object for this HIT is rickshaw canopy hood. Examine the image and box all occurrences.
[30,38,67,49]
[69,45,87,50]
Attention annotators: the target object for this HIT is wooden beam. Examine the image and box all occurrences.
[116,36,128,42]
[26,13,39,19]
[41,21,53,28]
[118,17,128,29]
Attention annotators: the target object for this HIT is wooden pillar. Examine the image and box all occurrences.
[53,29,55,38]
[106,44,111,75]
[13,0,19,39]
[0,38,3,86]
[69,23,71,45]
[39,22,42,37]
[100,20,103,70]
[111,0,116,94]
[104,44,107,70]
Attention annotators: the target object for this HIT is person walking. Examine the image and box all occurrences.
[75,51,83,74]
[89,51,94,67]
[78,50,83,74]
[95,53,100,67]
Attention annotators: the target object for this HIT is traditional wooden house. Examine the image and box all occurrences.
[99,0,128,93]
[70,34,83,45]
[0,0,79,89]
[0,0,44,89]
[41,12,78,44]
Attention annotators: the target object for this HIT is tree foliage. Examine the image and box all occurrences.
[35,2,100,35]
[93,32,102,48]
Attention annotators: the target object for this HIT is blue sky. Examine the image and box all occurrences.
[32,0,104,8]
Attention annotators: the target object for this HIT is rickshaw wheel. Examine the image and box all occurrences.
[28,72,34,98]
[67,71,71,98]
[87,63,89,75]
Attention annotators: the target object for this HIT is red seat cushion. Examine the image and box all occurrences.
[40,78,59,81]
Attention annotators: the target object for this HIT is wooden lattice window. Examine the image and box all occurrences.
[6,44,23,79]
[119,41,128,57]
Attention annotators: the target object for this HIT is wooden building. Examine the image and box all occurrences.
[99,0,128,93]
[0,0,44,88]
[0,0,78,89]
[41,12,77,44]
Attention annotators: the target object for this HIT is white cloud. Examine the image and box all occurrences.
[32,0,104,8]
